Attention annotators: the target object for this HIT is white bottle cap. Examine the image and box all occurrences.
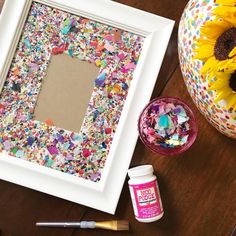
[128,165,153,178]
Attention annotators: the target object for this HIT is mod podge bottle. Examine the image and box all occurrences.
[128,165,164,223]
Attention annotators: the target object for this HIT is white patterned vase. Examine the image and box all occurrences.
[178,0,236,139]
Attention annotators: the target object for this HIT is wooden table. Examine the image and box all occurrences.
[0,1,235,236]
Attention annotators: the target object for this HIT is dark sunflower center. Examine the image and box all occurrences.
[214,27,236,61]
[229,71,236,92]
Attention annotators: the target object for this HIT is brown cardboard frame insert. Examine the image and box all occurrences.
[34,53,100,133]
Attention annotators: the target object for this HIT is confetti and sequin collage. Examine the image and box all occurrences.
[0,2,144,182]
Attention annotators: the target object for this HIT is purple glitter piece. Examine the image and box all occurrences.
[27,136,35,146]
[151,105,159,112]
[47,146,59,155]
[173,107,181,114]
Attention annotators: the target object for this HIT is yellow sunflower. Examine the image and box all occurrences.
[209,71,236,110]
[194,18,236,78]
[194,2,236,109]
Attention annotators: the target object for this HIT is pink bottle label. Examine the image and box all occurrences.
[129,180,163,219]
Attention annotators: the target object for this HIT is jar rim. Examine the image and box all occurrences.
[128,165,153,178]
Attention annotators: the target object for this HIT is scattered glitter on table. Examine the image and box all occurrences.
[0,2,144,182]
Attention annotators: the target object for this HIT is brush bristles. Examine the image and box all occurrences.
[116,220,129,231]
[95,220,129,231]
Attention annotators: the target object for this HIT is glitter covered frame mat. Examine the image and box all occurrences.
[1,2,145,183]
[0,0,174,214]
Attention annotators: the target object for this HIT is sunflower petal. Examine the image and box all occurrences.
[215,88,232,102]
[201,57,218,73]
[195,38,216,47]
[200,20,232,39]
[195,44,215,60]
[225,94,236,109]
[214,7,236,24]
[217,59,236,73]
[214,6,236,14]
[216,0,236,6]
[229,47,236,58]
[216,72,232,80]
[209,81,229,90]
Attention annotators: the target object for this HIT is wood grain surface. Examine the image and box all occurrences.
[0,1,235,236]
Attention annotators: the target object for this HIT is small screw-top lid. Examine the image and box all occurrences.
[128,165,153,178]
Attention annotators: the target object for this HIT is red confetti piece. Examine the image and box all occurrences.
[52,47,60,55]
[0,104,6,109]
[82,148,91,158]
[105,128,112,134]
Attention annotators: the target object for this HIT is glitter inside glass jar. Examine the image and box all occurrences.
[138,97,198,156]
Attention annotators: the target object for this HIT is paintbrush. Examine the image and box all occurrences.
[36,220,129,231]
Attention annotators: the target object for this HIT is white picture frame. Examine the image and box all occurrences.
[0,0,174,214]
